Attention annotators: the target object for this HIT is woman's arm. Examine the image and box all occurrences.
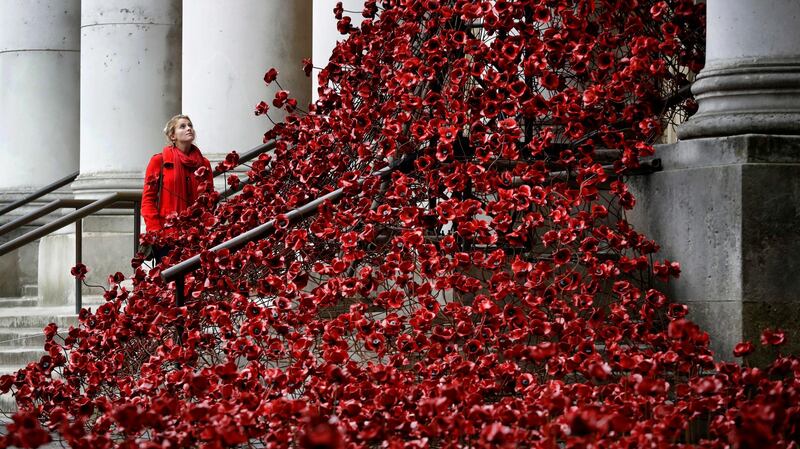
[141,154,164,231]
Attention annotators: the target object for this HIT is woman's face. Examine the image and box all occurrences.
[171,118,195,145]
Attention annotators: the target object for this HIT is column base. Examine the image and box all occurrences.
[71,171,144,200]
[678,61,800,139]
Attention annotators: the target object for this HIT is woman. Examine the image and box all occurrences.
[141,114,214,260]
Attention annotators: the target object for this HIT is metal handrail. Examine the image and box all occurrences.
[0,192,142,257]
[0,192,141,314]
[214,141,277,200]
[161,158,409,306]
[0,140,276,314]
[213,141,276,177]
[0,141,276,241]
[0,198,136,238]
[0,171,78,217]
[158,77,692,305]
[160,150,664,306]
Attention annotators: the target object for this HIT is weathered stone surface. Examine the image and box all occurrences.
[683,301,742,359]
[0,251,20,297]
[37,216,137,306]
[183,0,312,157]
[742,301,800,364]
[628,146,743,304]
[0,0,80,191]
[74,0,182,198]
[629,135,800,361]
[679,0,800,139]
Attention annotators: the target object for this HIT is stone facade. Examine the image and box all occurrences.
[1,0,799,364]
[631,0,800,361]
[1,0,318,303]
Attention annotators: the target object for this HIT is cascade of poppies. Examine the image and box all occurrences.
[2,1,799,448]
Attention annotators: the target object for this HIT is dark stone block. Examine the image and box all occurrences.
[628,135,800,363]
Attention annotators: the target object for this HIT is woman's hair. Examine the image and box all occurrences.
[163,114,194,144]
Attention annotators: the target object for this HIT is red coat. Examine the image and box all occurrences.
[141,145,213,231]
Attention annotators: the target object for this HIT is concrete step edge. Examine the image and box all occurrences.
[0,298,39,308]
[0,328,48,335]
[0,347,48,354]
[0,365,25,375]
[0,317,78,329]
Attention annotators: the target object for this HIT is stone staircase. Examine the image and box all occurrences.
[0,295,103,415]
[0,305,71,447]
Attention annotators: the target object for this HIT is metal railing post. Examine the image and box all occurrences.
[75,218,82,315]
[0,140,276,316]
[133,201,141,256]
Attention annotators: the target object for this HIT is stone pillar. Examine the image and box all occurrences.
[0,0,80,298]
[38,0,182,306]
[312,0,364,102]
[678,0,800,139]
[630,0,800,361]
[182,0,312,159]
[73,0,182,197]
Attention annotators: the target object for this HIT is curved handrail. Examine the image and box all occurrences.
[0,171,78,217]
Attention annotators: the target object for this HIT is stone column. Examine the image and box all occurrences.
[38,0,182,305]
[630,0,800,361]
[679,0,800,139]
[182,0,312,159]
[73,0,182,197]
[312,0,364,102]
[0,0,80,297]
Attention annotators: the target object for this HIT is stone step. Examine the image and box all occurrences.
[0,295,108,329]
[0,306,79,329]
[0,348,47,366]
[0,328,46,347]
[21,284,38,298]
[0,391,16,415]
[0,365,19,376]
[0,366,17,414]
[0,297,38,308]
[0,299,114,419]
[0,408,65,448]
[0,363,62,415]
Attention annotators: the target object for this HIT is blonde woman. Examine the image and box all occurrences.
[141,115,213,259]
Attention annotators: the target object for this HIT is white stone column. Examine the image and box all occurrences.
[182,0,312,158]
[632,0,800,362]
[38,0,182,306]
[0,0,80,297]
[312,0,364,102]
[679,0,800,138]
[72,0,182,196]
[0,0,80,191]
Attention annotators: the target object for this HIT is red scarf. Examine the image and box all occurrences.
[162,145,206,213]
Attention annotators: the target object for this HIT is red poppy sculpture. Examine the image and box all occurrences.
[3,1,799,448]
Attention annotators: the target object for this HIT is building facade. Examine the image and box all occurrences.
[0,0,798,361]
[0,0,361,302]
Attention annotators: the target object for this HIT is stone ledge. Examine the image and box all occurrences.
[656,134,800,170]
